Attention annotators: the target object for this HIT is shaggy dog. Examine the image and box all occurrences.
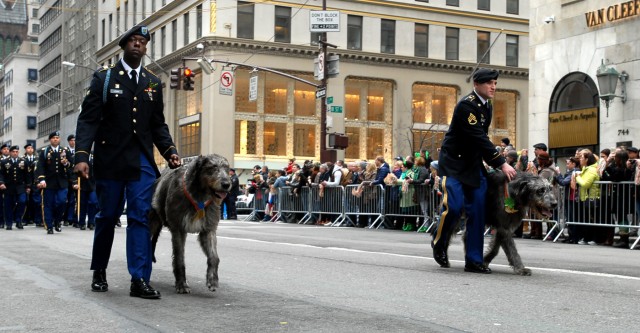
[482,171,558,275]
[150,154,231,293]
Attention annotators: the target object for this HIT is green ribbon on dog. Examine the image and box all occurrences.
[504,181,518,213]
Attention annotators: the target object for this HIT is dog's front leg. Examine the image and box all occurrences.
[501,234,531,276]
[483,231,503,267]
[198,231,220,292]
[170,229,191,293]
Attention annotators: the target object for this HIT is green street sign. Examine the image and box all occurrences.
[330,106,343,113]
[327,96,334,104]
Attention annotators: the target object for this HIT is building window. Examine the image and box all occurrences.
[133,0,137,25]
[171,19,177,51]
[414,23,428,57]
[37,114,60,138]
[28,68,38,82]
[265,74,288,115]
[32,23,40,34]
[179,122,201,158]
[506,34,518,67]
[124,0,128,31]
[150,32,155,59]
[27,116,37,129]
[446,0,459,6]
[264,122,287,155]
[235,120,257,155]
[380,19,395,54]
[101,19,105,46]
[347,15,362,50]
[507,0,519,15]
[108,14,112,42]
[478,0,490,11]
[237,1,254,39]
[196,4,202,39]
[32,8,38,18]
[274,6,291,43]
[160,26,166,57]
[27,92,37,104]
[183,13,189,44]
[344,77,393,160]
[445,27,459,60]
[116,8,120,36]
[142,0,146,20]
[294,124,316,157]
[294,80,317,117]
[477,31,490,64]
[310,32,322,46]
[152,0,156,13]
[235,70,258,113]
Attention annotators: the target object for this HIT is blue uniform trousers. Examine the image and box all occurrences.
[91,154,155,282]
[66,187,78,224]
[3,192,27,228]
[43,188,68,230]
[432,174,487,265]
[78,190,98,227]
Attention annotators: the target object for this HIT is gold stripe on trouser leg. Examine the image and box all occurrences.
[77,177,81,219]
[40,188,47,230]
[432,176,449,246]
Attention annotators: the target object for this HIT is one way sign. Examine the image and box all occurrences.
[316,87,326,99]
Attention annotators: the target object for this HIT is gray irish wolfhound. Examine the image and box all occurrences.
[483,171,558,275]
[150,154,231,293]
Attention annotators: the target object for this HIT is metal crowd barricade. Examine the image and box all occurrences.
[243,187,269,222]
[275,186,311,223]
[417,185,443,233]
[383,184,430,231]
[343,184,385,229]
[560,181,638,249]
[306,185,348,226]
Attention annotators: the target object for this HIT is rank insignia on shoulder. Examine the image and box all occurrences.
[468,113,478,125]
[86,90,91,96]
[466,95,476,102]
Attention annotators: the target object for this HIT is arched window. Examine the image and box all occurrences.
[548,72,599,151]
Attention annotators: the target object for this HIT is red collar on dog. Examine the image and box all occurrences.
[183,172,214,217]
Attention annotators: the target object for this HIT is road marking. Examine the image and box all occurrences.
[218,236,640,281]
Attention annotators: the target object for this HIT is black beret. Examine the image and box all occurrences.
[118,24,151,48]
[229,168,236,172]
[533,143,548,151]
[0,144,7,149]
[49,131,60,140]
[9,145,19,151]
[67,134,75,141]
[628,147,639,153]
[472,68,499,83]
[24,143,33,149]
[501,138,510,145]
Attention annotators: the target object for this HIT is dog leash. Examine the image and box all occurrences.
[504,181,518,213]
[182,172,214,221]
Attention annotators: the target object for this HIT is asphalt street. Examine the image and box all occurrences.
[1,217,639,333]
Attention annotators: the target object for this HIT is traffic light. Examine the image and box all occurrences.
[170,68,182,90]
[183,67,195,91]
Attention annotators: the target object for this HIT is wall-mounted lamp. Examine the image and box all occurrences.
[543,16,555,24]
[596,59,629,117]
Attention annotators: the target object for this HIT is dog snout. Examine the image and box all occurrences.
[220,180,231,191]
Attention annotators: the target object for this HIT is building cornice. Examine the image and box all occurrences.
[148,36,528,80]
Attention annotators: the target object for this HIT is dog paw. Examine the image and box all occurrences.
[206,279,218,292]
[175,282,191,294]
[515,268,532,276]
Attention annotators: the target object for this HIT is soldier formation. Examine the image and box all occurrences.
[0,132,98,233]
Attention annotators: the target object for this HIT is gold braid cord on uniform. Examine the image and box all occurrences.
[432,176,449,246]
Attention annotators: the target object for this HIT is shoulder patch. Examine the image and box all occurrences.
[468,113,478,125]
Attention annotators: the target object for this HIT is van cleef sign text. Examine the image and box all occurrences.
[585,1,640,27]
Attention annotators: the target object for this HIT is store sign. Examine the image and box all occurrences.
[585,1,640,27]
[548,108,598,148]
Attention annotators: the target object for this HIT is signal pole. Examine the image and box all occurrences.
[319,0,335,163]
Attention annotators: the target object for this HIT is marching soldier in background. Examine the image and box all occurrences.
[65,134,78,227]
[36,131,75,234]
[0,143,6,228]
[74,152,98,230]
[0,146,31,230]
[0,143,9,159]
[23,143,42,227]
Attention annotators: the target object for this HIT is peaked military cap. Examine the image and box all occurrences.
[49,131,61,140]
[118,24,151,48]
[9,145,19,151]
[472,68,499,84]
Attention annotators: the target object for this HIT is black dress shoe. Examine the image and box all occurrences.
[80,225,86,230]
[47,229,54,234]
[431,241,450,268]
[16,222,23,229]
[88,224,94,230]
[54,225,62,232]
[130,278,161,299]
[63,221,69,226]
[6,226,12,230]
[464,262,492,274]
[91,269,108,292]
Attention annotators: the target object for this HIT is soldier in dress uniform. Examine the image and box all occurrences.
[0,143,9,159]
[75,24,181,299]
[36,131,75,234]
[0,143,6,228]
[23,143,42,227]
[0,146,31,230]
[431,68,517,274]
[65,134,78,227]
